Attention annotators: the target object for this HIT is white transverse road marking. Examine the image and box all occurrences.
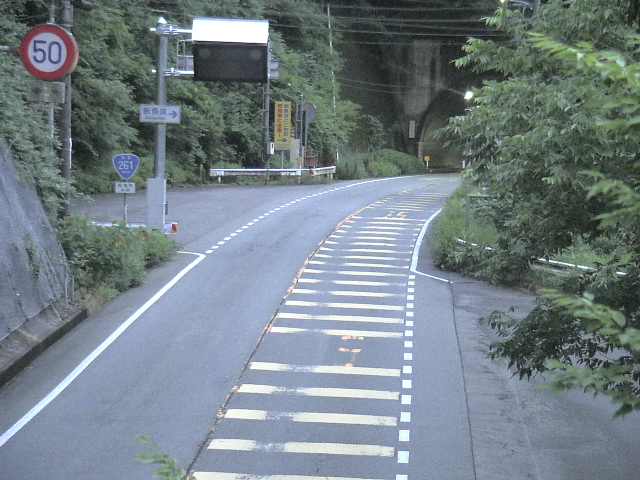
[236,384,399,401]
[286,300,404,311]
[208,439,395,457]
[250,362,400,377]
[224,409,398,426]
[0,251,207,448]
[270,326,402,339]
[276,312,403,325]
[194,473,387,480]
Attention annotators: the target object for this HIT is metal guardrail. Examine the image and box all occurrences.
[455,238,628,277]
[209,166,336,180]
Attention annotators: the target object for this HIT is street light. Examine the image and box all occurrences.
[464,90,474,101]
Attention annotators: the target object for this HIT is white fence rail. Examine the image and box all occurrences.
[210,166,336,181]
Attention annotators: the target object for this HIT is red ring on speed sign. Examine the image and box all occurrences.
[20,24,79,81]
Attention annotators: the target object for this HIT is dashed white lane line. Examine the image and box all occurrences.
[236,384,400,401]
[208,439,395,457]
[206,250,214,254]
[398,430,410,442]
[276,312,403,325]
[406,312,414,318]
[224,409,398,426]
[404,330,413,337]
[400,412,411,423]
[404,341,413,348]
[224,236,232,241]
[404,352,413,361]
[405,321,414,327]
[402,365,412,374]
[285,300,404,312]
[249,362,401,377]
[397,451,410,464]
[401,395,412,405]
[270,326,402,339]
[217,241,225,245]
[193,473,383,480]
[402,380,412,389]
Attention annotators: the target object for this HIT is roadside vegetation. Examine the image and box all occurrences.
[434,0,640,416]
[59,217,175,311]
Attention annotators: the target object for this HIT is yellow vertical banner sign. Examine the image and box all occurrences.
[274,101,292,150]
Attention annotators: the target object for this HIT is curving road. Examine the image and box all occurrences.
[0,175,460,479]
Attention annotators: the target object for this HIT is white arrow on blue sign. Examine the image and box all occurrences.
[112,153,140,181]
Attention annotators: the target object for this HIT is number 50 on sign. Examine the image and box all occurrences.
[20,24,79,81]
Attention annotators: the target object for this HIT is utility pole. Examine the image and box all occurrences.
[48,1,56,141]
[327,2,339,165]
[61,0,73,214]
[264,78,271,170]
[297,93,304,168]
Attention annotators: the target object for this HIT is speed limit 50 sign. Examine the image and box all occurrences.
[20,24,79,81]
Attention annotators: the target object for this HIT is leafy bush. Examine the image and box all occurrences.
[59,217,175,300]
[336,153,368,180]
[375,149,425,175]
[367,159,401,178]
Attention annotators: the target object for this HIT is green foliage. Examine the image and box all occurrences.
[375,149,424,175]
[367,159,400,178]
[59,216,175,299]
[0,9,66,216]
[441,0,640,414]
[136,436,187,480]
[336,149,423,180]
[336,152,368,180]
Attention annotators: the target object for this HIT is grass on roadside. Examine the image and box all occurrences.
[59,217,176,311]
[431,183,629,285]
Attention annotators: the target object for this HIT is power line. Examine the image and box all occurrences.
[270,22,502,38]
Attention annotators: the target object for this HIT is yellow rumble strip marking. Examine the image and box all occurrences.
[224,409,397,426]
[270,326,402,339]
[285,300,404,311]
[249,362,401,377]
[208,439,395,457]
[193,473,385,480]
[276,312,403,324]
[236,384,400,401]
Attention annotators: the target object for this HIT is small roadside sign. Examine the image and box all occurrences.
[139,104,181,124]
[115,182,136,194]
[112,153,140,181]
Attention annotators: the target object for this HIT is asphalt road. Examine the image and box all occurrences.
[0,175,460,479]
[2,174,639,480]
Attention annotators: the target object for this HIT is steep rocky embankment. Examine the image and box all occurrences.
[0,142,75,384]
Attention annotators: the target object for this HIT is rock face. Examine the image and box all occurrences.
[0,142,72,381]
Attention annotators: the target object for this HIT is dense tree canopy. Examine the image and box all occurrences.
[444,0,640,415]
[1,0,361,199]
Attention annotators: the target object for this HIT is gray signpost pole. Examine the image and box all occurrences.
[155,21,168,178]
[147,17,169,230]
[62,0,73,215]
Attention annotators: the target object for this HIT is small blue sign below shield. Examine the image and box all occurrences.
[112,153,140,181]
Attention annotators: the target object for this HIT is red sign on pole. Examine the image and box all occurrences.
[20,24,79,81]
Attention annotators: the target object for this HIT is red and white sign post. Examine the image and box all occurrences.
[20,24,79,81]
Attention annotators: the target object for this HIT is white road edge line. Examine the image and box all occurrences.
[409,208,450,283]
[0,251,207,448]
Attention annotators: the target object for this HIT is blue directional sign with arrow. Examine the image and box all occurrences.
[112,153,140,181]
